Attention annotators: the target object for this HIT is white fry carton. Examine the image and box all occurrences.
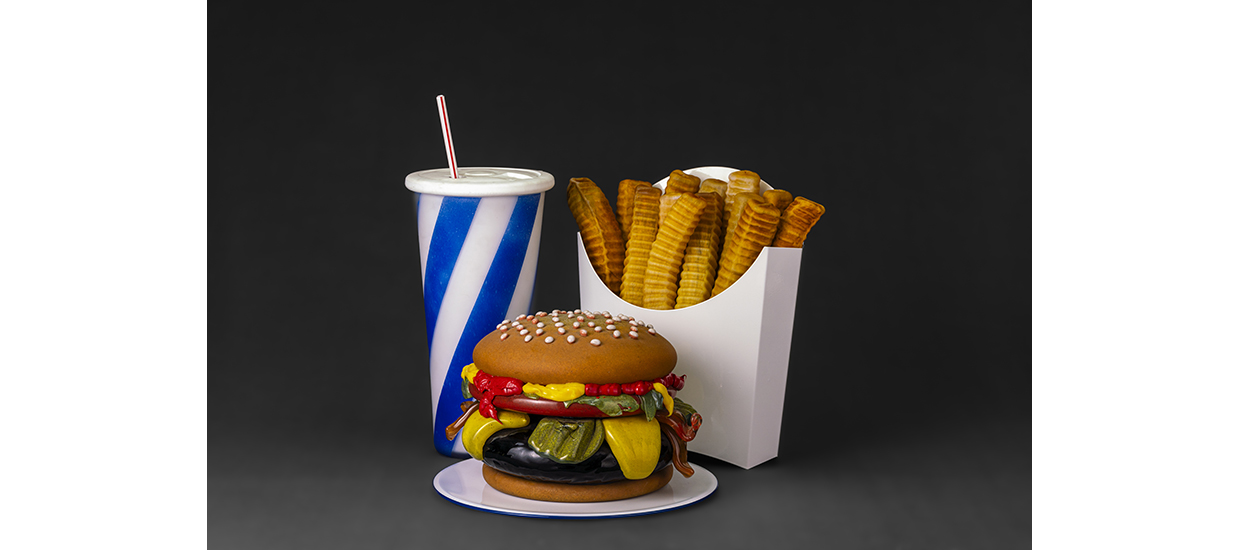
[577,166,803,469]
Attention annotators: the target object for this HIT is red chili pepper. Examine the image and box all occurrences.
[600,383,621,396]
[584,383,600,397]
[622,381,653,395]
[658,373,685,391]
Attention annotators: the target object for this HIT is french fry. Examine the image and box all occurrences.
[567,177,624,294]
[673,267,715,310]
[722,170,761,247]
[712,197,780,296]
[728,170,761,187]
[763,188,794,212]
[658,193,682,226]
[665,169,702,195]
[699,179,728,247]
[616,179,652,243]
[620,185,662,306]
[773,196,825,248]
[687,192,724,256]
[700,178,728,198]
[721,191,762,259]
[643,193,707,310]
[726,170,761,210]
[574,166,821,307]
[675,192,724,308]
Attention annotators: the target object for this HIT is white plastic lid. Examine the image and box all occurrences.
[405,167,555,197]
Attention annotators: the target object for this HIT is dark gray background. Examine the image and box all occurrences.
[210,2,1029,548]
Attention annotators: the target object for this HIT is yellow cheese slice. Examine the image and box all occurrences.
[460,409,529,460]
[601,415,662,480]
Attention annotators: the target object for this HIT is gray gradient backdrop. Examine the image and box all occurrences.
[210,2,1030,548]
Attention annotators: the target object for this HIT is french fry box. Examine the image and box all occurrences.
[576,166,803,469]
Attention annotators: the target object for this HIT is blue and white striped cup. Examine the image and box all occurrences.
[406,167,555,457]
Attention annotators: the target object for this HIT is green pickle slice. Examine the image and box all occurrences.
[528,417,605,464]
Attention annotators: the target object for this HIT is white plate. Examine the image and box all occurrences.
[433,459,718,518]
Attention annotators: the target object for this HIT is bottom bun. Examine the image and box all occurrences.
[482,464,674,503]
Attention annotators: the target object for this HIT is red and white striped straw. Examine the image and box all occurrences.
[436,94,459,178]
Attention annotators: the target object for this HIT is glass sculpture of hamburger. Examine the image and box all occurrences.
[445,309,702,502]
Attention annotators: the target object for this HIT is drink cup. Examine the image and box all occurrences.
[406,167,555,457]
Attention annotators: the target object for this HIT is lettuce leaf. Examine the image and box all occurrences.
[673,397,697,422]
[563,394,640,417]
[639,390,664,422]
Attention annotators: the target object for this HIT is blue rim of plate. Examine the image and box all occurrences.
[433,459,718,519]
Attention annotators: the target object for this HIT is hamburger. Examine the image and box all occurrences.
[445,309,702,503]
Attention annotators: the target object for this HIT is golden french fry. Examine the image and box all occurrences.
[567,177,625,294]
[726,170,761,206]
[728,170,761,186]
[658,193,682,226]
[763,188,794,212]
[665,169,702,195]
[700,178,728,198]
[680,246,719,276]
[673,275,714,308]
[620,185,662,306]
[722,170,761,245]
[721,191,762,259]
[616,179,652,243]
[643,193,706,310]
[773,196,825,248]
[725,192,762,237]
[698,181,727,247]
[704,178,729,195]
[675,192,724,308]
[712,198,780,296]
[689,192,723,253]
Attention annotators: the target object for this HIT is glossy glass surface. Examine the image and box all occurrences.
[433,460,718,519]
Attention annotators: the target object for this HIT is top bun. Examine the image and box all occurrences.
[472,309,676,385]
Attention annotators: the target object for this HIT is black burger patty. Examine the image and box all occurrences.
[481,421,672,484]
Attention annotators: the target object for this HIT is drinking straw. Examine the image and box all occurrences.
[436,94,459,178]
